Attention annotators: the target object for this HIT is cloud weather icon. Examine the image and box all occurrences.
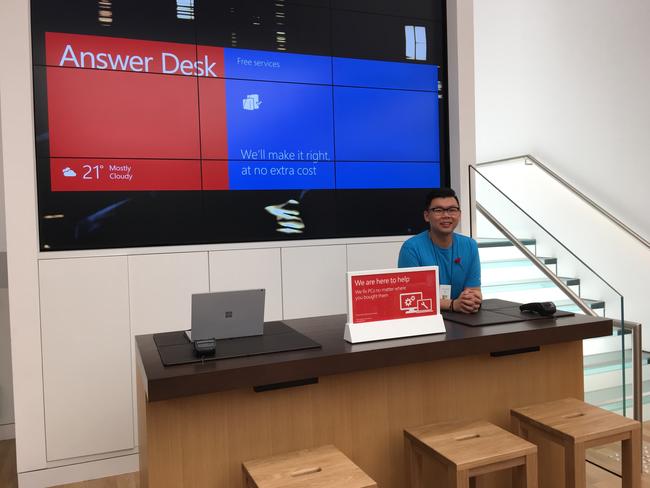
[242,94,262,111]
[62,167,77,177]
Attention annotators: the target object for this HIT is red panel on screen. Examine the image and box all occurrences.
[201,161,230,190]
[198,74,229,160]
[47,66,201,159]
[45,32,226,78]
[50,159,202,191]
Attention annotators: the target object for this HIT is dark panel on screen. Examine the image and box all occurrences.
[196,0,331,55]
[332,0,442,21]
[31,0,197,67]
[331,10,444,64]
[336,189,430,238]
[201,190,337,243]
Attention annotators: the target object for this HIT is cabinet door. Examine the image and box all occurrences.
[40,257,133,461]
[282,245,347,319]
[128,252,209,336]
[347,241,404,271]
[209,249,283,321]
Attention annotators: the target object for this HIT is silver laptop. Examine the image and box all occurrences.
[188,289,265,341]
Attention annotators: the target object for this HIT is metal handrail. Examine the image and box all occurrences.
[476,203,597,317]
[619,320,644,423]
[476,154,650,249]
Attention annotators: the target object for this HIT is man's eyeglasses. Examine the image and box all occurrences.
[427,206,461,217]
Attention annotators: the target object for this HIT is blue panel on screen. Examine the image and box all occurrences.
[333,58,437,91]
[224,49,332,85]
[226,80,335,170]
[336,162,440,189]
[334,87,439,161]
[229,161,335,190]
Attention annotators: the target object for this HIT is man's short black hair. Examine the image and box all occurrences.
[424,188,460,210]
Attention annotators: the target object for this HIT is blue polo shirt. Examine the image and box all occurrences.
[398,231,481,299]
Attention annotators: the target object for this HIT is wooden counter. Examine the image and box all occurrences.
[136,311,612,488]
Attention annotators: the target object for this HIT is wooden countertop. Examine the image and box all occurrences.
[136,308,612,402]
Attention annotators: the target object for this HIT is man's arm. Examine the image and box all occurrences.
[453,287,482,313]
[453,241,482,313]
[397,243,419,268]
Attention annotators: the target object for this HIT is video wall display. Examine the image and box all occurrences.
[31,0,449,250]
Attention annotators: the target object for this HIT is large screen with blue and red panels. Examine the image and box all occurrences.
[32,0,448,250]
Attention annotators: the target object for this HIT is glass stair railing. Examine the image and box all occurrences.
[478,239,605,315]
[471,158,645,475]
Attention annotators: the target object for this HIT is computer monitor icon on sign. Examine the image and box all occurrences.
[400,292,423,313]
[400,292,433,314]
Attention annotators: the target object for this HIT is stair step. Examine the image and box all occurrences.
[585,362,650,392]
[477,239,537,261]
[557,298,605,310]
[584,334,633,357]
[477,238,537,248]
[585,382,650,413]
[482,288,576,303]
[481,257,557,266]
[482,276,580,290]
[584,350,650,372]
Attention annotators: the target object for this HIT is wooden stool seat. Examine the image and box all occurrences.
[404,420,538,487]
[242,445,377,488]
[511,397,641,488]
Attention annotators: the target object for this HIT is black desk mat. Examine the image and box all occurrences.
[443,302,574,327]
[154,321,321,366]
[479,299,521,311]
[442,309,525,326]
[495,306,574,321]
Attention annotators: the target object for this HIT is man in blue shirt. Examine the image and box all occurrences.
[398,188,482,314]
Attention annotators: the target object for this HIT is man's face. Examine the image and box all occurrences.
[424,197,461,235]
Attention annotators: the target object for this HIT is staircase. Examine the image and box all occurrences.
[477,237,649,418]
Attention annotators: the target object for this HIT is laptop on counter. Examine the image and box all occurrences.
[186,289,265,341]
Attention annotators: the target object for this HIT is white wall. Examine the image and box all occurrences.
[0,1,476,486]
[474,0,650,239]
[474,1,650,344]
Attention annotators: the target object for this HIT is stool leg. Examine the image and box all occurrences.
[513,453,538,488]
[242,469,256,488]
[447,466,470,488]
[564,442,586,488]
[511,416,528,440]
[405,437,425,488]
[621,428,641,488]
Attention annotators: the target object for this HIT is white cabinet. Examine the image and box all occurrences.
[347,241,404,271]
[209,249,283,321]
[39,257,133,461]
[128,252,209,336]
[281,245,347,319]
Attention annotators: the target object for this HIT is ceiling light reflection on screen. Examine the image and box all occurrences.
[176,0,195,20]
[97,0,112,26]
[265,200,305,234]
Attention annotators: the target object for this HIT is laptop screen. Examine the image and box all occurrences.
[190,289,265,340]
